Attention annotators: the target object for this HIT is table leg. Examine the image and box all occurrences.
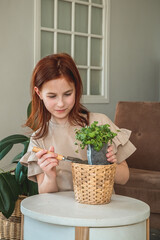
[146,218,150,240]
[21,214,24,240]
[75,227,89,240]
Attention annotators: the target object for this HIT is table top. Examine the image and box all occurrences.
[21,191,150,227]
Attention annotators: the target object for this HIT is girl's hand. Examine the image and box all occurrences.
[106,145,117,163]
[36,146,59,174]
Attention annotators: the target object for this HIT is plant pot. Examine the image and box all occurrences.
[0,195,26,240]
[87,143,110,165]
[72,162,116,205]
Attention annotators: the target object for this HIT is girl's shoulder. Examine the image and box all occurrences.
[89,112,112,125]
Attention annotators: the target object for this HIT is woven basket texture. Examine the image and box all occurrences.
[72,163,116,205]
[0,195,26,240]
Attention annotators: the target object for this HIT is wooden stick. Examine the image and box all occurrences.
[32,146,64,161]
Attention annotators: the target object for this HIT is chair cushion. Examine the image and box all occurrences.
[114,102,160,171]
[114,168,160,213]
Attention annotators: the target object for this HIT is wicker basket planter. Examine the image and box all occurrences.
[72,162,116,205]
[0,195,26,240]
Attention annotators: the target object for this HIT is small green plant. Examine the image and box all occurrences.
[75,121,118,152]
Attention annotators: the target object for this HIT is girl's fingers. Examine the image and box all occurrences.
[108,155,117,163]
[106,150,114,158]
[35,146,56,158]
[39,159,58,168]
[38,159,50,168]
[49,146,54,152]
[36,146,59,170]
[36,149,48,159]
[106,145,117,163]
[106,145,114,158]
[38,155,59,165]
[43,162,58,172]
[36,151,58,164]
[40,152,58,162]
[34,146,58,173]
[38,158,59,170]
[107,145,113,152]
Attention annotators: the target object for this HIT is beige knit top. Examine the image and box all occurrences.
[20,112,136,191]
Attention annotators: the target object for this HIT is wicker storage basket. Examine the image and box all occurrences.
[72,163,116,205]
[0,195,26,240]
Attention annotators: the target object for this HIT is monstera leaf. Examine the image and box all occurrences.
[0,102,38,218]
[0,101,31,162]
[0,172,20,218]
[15,162,38,196]
[0,134,29,162]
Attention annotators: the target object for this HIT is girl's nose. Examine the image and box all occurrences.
[57,97,64,107]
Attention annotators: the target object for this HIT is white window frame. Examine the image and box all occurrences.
[34,0,110,103]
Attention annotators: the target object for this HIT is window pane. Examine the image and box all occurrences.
[79,0,89,2]
[41,31,54,58]
[57,33,71,54]
[39,0,107,101]
[78,69,87,95]
[75,4,88,33]
[92,0,102,4]
[91,7,102,35]
[41,0,54,28]
[58,0,71,31]
[91,38,102,66]
[90,70,102,95]
[75,36,88,65]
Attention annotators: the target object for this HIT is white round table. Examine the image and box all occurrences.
[21,191,150,240]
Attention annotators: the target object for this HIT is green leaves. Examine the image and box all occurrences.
[15,162,38,197]
[0,134,29,161]
[0,165,38,218]
[0,144,13,160]
[27,101,32,118]
[0,172,20,218]
[75,121,117,152]
[0,102,38,219]
[15,162,28,185]
[27,180,38,196]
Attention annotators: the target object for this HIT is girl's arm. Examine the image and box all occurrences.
[35,146,59,193]
[114,161,129,185]
[36,172,58,193]
[107,146,129,185]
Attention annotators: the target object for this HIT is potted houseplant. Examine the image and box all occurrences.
[75,121,118,165]
[0,103,38,240]
[72,121,118,205]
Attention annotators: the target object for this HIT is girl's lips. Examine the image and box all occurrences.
[56,109,66,112]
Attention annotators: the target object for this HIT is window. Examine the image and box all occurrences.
[34,0,110,103]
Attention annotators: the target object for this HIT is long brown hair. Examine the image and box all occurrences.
[25,53,89,139]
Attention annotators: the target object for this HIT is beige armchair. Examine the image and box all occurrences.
[114,101,160,229]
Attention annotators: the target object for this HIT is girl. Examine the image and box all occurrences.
[20,53,136,194]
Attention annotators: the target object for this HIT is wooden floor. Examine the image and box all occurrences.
[150,228,160,240]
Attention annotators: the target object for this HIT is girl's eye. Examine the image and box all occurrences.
[65,93,72,96]
[48,95,56,98]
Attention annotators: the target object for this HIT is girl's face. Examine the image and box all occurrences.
[35,77,76,124]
